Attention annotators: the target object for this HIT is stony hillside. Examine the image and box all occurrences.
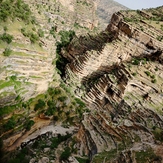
[0,0,98,107]
[62,6,163,162]
[95,0,128,29]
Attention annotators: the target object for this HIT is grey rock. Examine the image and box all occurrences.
[29,158,36,163]
[38,157,49,163]
[44,147,50,153]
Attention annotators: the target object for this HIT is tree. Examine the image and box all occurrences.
[0,33,13,44]
[3,48,12,56]
[60,147,71,161]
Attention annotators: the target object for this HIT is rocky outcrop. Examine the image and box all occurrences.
[63,7,163,162]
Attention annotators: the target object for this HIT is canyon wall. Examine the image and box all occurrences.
[64,7,163,162]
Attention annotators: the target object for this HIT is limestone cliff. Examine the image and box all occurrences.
[63,7,163,162]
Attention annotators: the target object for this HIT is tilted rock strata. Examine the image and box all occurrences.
[64,8,163,161]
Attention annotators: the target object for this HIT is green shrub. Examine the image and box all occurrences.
[53,116,58,121]
[10,75,17,81]
[132,72,137,76]
[152,127,163,142]
[34,99,46,111]
[50,134,72,149]
[0,33,13,44]
[132,58,140,65]
[151,79,157,83]
[8,158,21,163]
[21,28,29,37]
[135,148,161,163]
[76,157,90,163]
[21,29,39,43]
[3,117,16,131]
[150,75,155,79]
[60,147,71,161]
[142,58,147,64]
[3,48,12,56]
[49,26,56,38]
[38,29,44,37]
[58,30,75,47]
[45,100,56,116]
[58,96,67,102]
[48,87,61,96]
[29,33,39,43]
[140,26,144,31]
[3,26,7,31]
[75,98,85,108]
[25,120,34,131]
[39,42,42,47]
[15,95,21,101]
[32,140,39,148]
[155,67,158,71]
[7,148,29,163]
[156,35,163,41]
[144,71,150,76]
[124,17,132,22]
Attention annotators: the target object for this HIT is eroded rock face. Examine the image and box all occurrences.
[63,7,163,162]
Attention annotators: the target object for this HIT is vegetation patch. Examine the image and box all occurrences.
[0,33,13,44]
[3,116,16,131]
[152,127,163,142]
[60,147,71,161]
[0,0,34,23]
[56,30,75,76]
[76,157,89,163]
[135,148,162,163]
[92,149,117,163]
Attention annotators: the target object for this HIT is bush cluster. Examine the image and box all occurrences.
[3,48,12,56]
[34,99,46,111]
[21,28,39,43]
[0,33,13,44]
[25,119,34,131]
[3,117,16,131]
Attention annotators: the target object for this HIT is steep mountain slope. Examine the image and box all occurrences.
[0,0,98,107]
[0,0,55,107]
[63,7,163,162]
[0,0,98,162]
[95,0,128,29]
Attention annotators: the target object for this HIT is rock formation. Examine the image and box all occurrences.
[63,6,163,162]
[1,1,163,163]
